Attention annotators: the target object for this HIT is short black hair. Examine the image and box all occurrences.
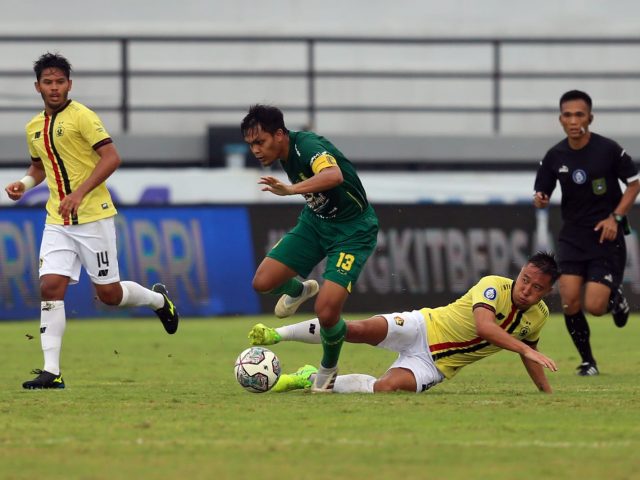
[240,104,288,137]
[34,52,72,81]
[559,90,592,111]
[527,251,560,284]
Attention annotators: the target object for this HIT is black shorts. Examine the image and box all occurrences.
[558,225,626,288]
[559,254,625,289]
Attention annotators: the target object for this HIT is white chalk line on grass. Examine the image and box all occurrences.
[13,437,632,450]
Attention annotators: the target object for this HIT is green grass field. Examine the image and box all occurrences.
[0,313,638,480]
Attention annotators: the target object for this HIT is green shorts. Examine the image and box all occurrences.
[267,205,379,292]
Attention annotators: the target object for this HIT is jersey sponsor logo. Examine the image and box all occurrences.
[572,169,587,184]
[483,287,497,300]
[592,178,607,195]
[394,316,404,326]
[559,165,568,173]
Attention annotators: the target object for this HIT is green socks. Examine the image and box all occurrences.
[269,278,304,297]
[320,318,347,368]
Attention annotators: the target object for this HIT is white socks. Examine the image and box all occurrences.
[276,318,322,344]
[119,281,164,309]
[38,282,163,376]
[333,374,377,393]
[40,300,66,375]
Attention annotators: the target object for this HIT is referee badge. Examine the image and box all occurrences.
[592,178,607,195]
[572,169,587,184]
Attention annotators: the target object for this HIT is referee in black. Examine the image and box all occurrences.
[533,90,640,376]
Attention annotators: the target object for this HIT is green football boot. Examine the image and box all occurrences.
[248,323,281,346]
[271,365,318,393]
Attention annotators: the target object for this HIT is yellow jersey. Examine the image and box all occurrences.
[420,275,549,379]
[25,100,117,225]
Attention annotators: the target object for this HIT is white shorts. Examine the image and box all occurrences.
[39,216,121,285]
[378,310,445,393]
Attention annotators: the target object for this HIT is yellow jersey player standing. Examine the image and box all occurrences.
[248,252,560,394]
[4,52,180,389]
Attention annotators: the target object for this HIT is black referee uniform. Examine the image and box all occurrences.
[535,133,637,286]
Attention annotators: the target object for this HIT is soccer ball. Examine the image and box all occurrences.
[234,347,281,393]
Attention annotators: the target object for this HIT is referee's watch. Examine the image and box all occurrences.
[613,213,625,223]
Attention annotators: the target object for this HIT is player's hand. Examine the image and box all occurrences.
[594,215,618,243]
[258,176,294,196]
[5,181,26,201]
[523,348,557,372]
[533,191,549,208]
[58,191,84,219]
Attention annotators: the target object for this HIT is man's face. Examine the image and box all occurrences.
[243,125,286,167]
[35,67,72,112]
[512,263,554,310]
[559,99,592,140]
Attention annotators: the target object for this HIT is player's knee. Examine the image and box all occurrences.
[561,298,581,314]
[251,274,273,294]
[40,279,65,301]
[584,298,608,316]
[314,301,341,325]
[96,287,122,306]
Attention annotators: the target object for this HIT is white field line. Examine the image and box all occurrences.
[15,437,631,449]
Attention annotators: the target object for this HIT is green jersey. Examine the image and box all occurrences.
[281,130,369,221]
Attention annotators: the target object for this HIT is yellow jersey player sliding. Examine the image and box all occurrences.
[248,252,559,394]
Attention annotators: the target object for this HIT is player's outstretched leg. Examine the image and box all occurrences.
[271,365,318,393]
[275,279,319,318]
[248,318,323,346]
[152,283,180,334]
[22,369,65,389]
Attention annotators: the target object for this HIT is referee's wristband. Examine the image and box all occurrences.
[19,175,36,191]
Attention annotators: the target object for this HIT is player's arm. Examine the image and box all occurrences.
[519,340,553,393]
[4,159,46,201]
[614,178,640,216]
[58,142,121,218]
[290,165,343,194]
[259,153,343,196]
[533,152,555,208]
[474,305,557,371]
[594,179,640,243]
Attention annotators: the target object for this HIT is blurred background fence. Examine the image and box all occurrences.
[2,28,640,318]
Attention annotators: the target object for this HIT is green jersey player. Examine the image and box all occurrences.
[241,104,379,392]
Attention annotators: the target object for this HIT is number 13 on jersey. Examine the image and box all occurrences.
[336,252,355,271]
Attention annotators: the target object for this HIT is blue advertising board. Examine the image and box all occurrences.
[0,206,260,320]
